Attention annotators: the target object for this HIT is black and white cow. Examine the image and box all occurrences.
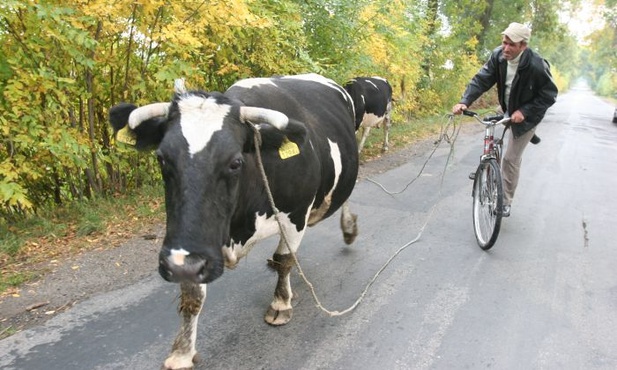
[344,76,393,154]
[108,74,360,369]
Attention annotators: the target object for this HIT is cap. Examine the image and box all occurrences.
[501,22,531,43]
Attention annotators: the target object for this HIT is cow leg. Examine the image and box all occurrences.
[357,126,372,154]
[163,283,206,370]
[340,200,358,244]
[382,114,391,153]
[265,252,296,325]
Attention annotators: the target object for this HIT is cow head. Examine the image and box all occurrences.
[109,84,307,284]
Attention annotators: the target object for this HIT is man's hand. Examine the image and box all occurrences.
[452,103,468,115]
[511,110,525,123]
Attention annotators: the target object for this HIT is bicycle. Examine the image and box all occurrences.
[463,110,511,250]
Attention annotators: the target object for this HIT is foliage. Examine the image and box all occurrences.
[581,0,617,96]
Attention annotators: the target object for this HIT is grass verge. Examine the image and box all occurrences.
[0,185,165,296]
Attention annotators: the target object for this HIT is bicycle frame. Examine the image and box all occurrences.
[481,122,508,163]
[462,111,510,162]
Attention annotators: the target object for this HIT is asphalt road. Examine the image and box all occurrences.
[1,84,616,370]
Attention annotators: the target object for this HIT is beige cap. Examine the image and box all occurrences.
[501,22,531,43]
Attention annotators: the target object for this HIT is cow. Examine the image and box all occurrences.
[344,76,393,154]
[108,74,360,369]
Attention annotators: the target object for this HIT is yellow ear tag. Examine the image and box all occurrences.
[278,137,300,159]
[115,126,136,146]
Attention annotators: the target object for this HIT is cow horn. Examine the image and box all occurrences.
[128,102,170,129]
[174,78,186,94]
[239,107,289,130]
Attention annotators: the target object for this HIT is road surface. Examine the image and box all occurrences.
[1,84,616,369]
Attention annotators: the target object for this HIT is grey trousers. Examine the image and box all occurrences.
[501,127,536,206]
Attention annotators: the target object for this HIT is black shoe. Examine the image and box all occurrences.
[530,134,541,144]
[502,205,511,217]
[468,172,476,180]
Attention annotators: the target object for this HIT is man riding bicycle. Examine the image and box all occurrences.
[452,22,558,217]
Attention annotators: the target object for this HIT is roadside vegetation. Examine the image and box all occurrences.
[0,184,165,294]
[1,0,615,294]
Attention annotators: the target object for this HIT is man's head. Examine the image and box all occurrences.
[501,22,530,60]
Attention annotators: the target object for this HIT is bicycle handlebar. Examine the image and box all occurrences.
[459,109,541,145]
[462,110,511,126]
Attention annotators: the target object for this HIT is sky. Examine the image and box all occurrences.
[561,0,606,42]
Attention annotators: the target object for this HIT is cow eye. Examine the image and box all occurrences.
[156,154,165,166]
[156,151,167,168]
[229,158,243,172]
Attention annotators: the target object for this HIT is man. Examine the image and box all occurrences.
[452,22,558,217]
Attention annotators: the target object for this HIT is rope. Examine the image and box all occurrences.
[365,114,460,195]
[246,114,460,317]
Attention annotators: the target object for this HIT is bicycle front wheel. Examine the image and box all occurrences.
[472,159,503,250]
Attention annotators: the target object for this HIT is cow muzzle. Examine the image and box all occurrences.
[158,248,223,284]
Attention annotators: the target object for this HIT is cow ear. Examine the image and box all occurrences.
[245,118,307,153]
[108,103,168,150]
[131,117,168,150]
[109,103,137,131]
[115,126,137,146]
[109,103,138,146]
[276,119,307,145]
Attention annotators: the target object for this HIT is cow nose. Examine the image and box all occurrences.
[159,250,208,284]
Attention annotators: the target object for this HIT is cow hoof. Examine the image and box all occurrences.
[265,306,293,326]
[341,212,358,245]
[162,352,199,370]
[343,232,357,245]
[162,366,193,370]
[192,353,201,364]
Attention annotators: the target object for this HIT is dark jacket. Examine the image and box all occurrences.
[459,46,558,137]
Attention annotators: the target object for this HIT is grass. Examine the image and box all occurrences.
[0,184,165,296]
[0,325,17,338]
[0,115,450,296]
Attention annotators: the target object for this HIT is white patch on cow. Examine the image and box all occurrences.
[308,139,342,225]
[328,139,343,187]
[169,248,190,266]
[283,73,332,84]
[369,76,388,83]
[230,78,277,89]
[178,95,230,156]
[222,211,305,268]
[283,74,351,103]
[364,79,379,90]
[361,112,385,128]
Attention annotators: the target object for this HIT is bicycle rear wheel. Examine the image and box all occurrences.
[472,159,503,250]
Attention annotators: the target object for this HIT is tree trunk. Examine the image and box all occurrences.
[86,21,103,195]
[477,0,494,51]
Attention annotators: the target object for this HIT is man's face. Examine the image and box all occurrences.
[501,36,526,60]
